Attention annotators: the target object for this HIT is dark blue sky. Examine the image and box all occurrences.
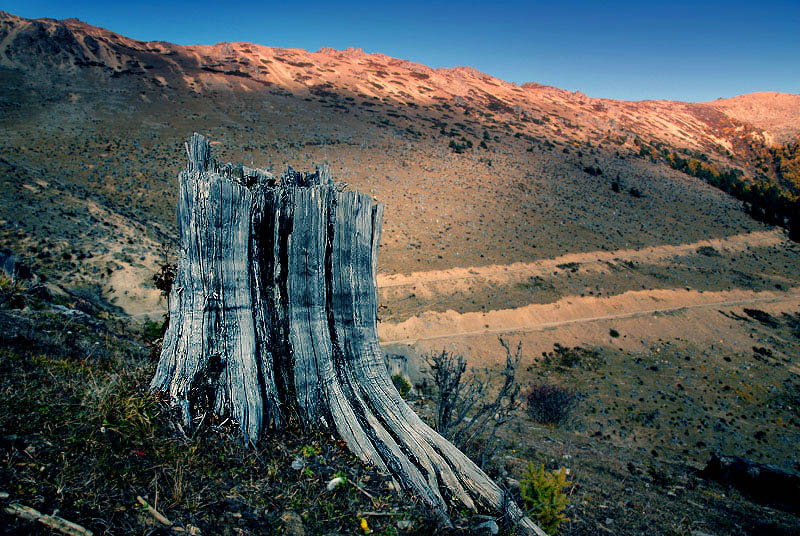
[5,1,799,101]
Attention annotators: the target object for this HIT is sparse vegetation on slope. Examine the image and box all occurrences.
[639,142,800,239]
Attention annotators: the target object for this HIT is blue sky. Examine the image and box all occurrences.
[4,1,799,101]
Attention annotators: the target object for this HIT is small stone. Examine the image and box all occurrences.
[280,510,305,536]
[690,531,715,536]
[396,520,413,530]
[290,457,305,470]
[503,477,521,491]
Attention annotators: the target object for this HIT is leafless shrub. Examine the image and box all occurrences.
[424,337,521,468]
[524,383,580,425]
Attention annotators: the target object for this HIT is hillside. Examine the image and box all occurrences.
[706,92,800,145]
[0,10,798,316]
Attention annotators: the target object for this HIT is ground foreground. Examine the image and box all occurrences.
[0,307,451,536]
[1,277,799,535]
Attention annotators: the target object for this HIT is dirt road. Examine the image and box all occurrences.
[378,286,800,344]
[377,229,788,295]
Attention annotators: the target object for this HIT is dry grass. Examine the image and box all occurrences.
[0,309,458,536]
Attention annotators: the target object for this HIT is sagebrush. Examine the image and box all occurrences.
[524,383,579,425]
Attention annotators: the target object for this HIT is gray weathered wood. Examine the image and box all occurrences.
[151,134,545,535]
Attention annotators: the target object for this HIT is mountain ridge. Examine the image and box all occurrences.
[1,10,797,149]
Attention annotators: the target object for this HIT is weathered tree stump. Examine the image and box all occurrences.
[151,134,544,535]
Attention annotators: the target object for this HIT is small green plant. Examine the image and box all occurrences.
[582,165,602,176]
[696,245,719,257]
[300,444,321,457]
[142,317,167,341]
[98,391,159,442]
[0,272,28,309]
[520,463,571,535]
[448,139,472,153]
[301,466,315,478]
[391,374,411,398]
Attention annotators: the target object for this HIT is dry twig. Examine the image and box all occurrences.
[136,495,173,526]
[3,502,93,536]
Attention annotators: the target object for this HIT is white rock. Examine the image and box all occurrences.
[326,476,345,491]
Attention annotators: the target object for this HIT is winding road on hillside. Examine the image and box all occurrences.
[376,229,799,344]
[377,287,800,345]
[131,230,799,348]
[377,229,789,291]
